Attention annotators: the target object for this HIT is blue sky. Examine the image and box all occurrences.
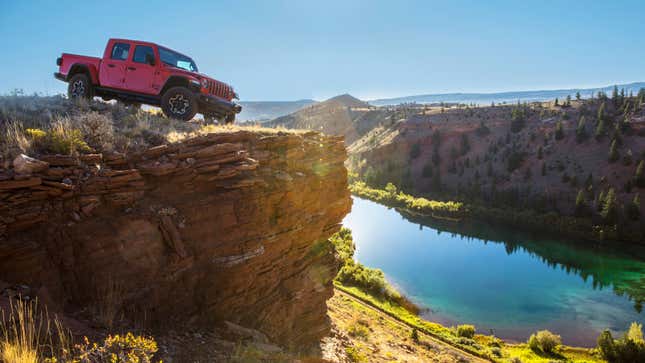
[1,0,644,101]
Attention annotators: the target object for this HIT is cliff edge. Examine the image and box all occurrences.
[0,128,351,347]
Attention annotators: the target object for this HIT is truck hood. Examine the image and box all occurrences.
[165,66,236,99]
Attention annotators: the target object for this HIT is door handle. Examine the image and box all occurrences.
[107,64,115,68]
[127,66,136,71]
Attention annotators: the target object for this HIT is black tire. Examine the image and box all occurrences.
[161,87,198,121]
[224,113,236,125]
[67,73,94,100]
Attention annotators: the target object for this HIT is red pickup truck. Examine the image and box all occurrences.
[55,38,241,123]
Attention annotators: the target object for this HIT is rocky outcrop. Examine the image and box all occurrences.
[0,129,351,347]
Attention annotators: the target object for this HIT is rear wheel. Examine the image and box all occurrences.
[67,73,94,100]
[161,87,198,121]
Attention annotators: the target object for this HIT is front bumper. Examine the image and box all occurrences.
[198,94,242,116]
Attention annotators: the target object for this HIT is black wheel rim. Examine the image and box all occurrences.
[169,94,190,115]
[70,79,86,98]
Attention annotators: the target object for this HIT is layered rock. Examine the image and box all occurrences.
[0,129,351,347]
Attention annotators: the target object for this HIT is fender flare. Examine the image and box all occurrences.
[68,63,99,84]
[160,75,201,95]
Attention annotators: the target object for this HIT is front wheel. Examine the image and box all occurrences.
[224,113,236,125]
[68,74,94,100]
[161,87,198,121]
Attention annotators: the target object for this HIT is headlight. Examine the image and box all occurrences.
[189,79,201,87]
[201,78,209,89]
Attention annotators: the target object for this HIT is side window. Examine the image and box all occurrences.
[133,45,155,64]
[110,43,130,61]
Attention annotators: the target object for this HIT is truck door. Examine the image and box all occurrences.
[124,44,159,95]
[100,41,130,89]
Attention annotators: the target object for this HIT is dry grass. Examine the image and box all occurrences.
[0,298,72,363]
[0,95,310,164]
[91,277,126,330]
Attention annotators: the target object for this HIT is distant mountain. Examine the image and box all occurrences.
[369,82,645,106]
[237,99,316,122]
[268,94,386,143]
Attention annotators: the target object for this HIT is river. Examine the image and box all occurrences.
[342,196,645,346]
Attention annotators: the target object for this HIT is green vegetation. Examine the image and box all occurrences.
[349,182,463,218]
[608,140,619,162]
[527,330,561,354]
[331,228,603,362]
[330,226,418,311]
[576,116,588,142]
[510,107,526,133]
[555,120,564,140]
[456,324,475,339]
[596,322,645,363]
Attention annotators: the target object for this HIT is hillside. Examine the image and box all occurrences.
[268,94,389,144]
[268,88,645,243]
[369,81,645,106]
[238,99,316,122]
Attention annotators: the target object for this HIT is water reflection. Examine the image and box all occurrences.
[399,209,645,313]
[343,197,645,346]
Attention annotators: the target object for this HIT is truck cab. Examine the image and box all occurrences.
[55,38,241,123]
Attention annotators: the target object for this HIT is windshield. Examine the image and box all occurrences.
[159,47,198,72]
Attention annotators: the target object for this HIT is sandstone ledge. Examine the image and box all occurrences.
[0,129,351,347]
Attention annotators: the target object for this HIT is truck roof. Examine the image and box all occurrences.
[108,38,193,59]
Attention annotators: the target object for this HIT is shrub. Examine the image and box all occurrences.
[411,328,419,343]
[456,324,476,338]
[347,320,370,340]
[527,330,561,353]
[345,346,366,362]
[47,118,92,155]
[75,333,159,363]
[597,323,645,363]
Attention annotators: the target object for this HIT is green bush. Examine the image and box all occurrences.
[456,324,475,338]
[527,330,561,353]
[597,323,645,363]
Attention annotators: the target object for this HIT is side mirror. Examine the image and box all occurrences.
[145,53,156,66]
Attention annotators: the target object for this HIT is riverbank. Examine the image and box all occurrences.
[349,181,644,244]
[334,282,602,363]
[329,225,607,362]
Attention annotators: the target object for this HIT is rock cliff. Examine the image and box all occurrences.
[0,129,351,347]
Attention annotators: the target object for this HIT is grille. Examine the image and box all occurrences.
[207,81,230,99]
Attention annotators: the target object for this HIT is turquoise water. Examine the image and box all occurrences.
[343,197,645,347]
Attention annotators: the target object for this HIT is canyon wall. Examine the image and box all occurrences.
[0,129,351,347]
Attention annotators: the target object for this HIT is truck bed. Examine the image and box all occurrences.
[59,53,101,77]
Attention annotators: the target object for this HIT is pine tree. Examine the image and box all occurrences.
[612,85,619,106]
[576,116,587,143]
[537,146,543,159]
[597,102,606,122]
[626,194,641,220]
[597,190,606,212]
[555,120,564,140]
[608,140,619,162]
[595,118,606,141]
[566,94,572,106]
[575,189,587,216]
[554,98,559,106]
[541,162,547,176]
[635,160,645,187]
[576,91,581,101]
[623,149,633,166]
[601,188,618,223]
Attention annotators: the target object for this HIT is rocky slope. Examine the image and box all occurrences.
[0,128,351,348]
[268,94,388,144]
